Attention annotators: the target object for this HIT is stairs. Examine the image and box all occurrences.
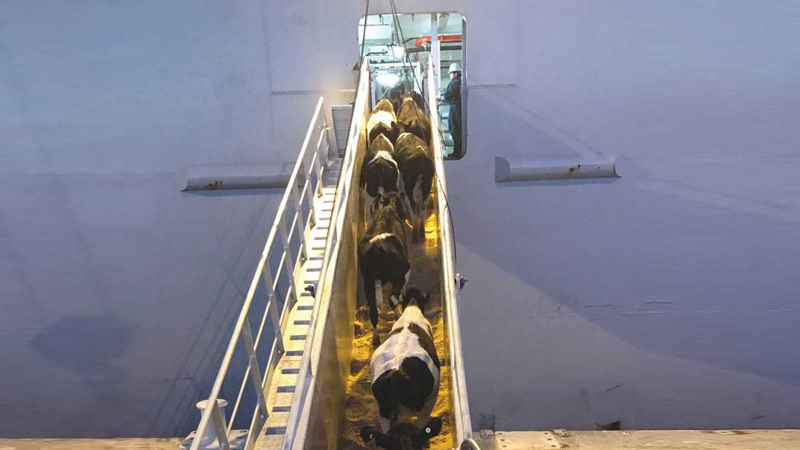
[256,160,340,450]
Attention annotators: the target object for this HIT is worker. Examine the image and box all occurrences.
[442,63,462,157]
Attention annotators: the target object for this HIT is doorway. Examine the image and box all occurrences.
[358,12,466,159]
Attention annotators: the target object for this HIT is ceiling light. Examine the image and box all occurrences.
[375,73,400,86]
[392,45,405,59]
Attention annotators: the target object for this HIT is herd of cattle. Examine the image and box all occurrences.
[355,92,444,450]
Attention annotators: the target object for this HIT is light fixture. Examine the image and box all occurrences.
[375,73,400,86]
[392,45,405,59]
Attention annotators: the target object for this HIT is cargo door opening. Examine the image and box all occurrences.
[358,12,466,159]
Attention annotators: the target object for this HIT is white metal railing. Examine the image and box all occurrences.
[426,57,473,444]
[189,97,332,450]
[281,60,372,450]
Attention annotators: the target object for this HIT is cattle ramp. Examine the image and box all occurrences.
[181,59,474,450]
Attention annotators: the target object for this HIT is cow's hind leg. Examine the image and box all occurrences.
[416,375,439,428]
[410,207,420,244]
[389,273,407,320]
[363,275,381,346]
[378,416,392,434]
[412,176,425,241]
[364,192,375,224]
[416,396,437,429]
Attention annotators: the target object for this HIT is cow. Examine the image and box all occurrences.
[385,83,424,110]
[358,192,412,346]
[360,134,400,222]
[367,99,400,145]
[383,84,406,117]
[397,95,431,144]
[362,287,441,437]
[405,90,425,110]
[394,133,434,242]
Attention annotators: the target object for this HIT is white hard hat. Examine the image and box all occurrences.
[448,63,462,74]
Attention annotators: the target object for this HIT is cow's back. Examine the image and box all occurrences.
[365,206,409,250]
[373,98,396,115]
[362,154,399,197]
[398,98,431,143]
[366,134,395,159]
[361,134,399,196]
[395,133,434,206]
[367,105,399,144]
[358,229,409,281]
[370,311,440,415]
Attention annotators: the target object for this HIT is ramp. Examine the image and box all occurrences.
[182,59,473,450]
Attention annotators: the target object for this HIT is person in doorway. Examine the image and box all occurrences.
[442,63,462,157]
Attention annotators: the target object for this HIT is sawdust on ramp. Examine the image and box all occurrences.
[341,192,456,450]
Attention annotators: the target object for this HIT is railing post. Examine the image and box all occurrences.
[304,176,317,228]
[241,317,269,415]
[261,259,285,355]
[305,138,319,225]
[278,219,297,305]
[211,402,230,450]
[268,292,283,345]
[300,146,315,229]
[314,126,326,198]
[323,116,334,164]
[290,182,308,263]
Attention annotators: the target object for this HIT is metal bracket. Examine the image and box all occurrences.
[179,429,248,450]
[460,438,482,450]
[456,273,468,290]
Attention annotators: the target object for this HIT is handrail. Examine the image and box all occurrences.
[426,58,473,443]
[189,97,329,450]
[282,60,372,450]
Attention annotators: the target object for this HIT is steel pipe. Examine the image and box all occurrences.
[181,164,294,191]
[494,157,620,182]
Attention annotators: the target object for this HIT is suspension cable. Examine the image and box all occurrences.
[386,0,458,265]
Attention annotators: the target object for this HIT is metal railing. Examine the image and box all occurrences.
[426,57,474,446]
[281,60,373,450]
[189,97,332,450]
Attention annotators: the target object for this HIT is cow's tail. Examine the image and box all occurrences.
[364,159,399,198]
[413,174,424,207]
[402,149,435,206]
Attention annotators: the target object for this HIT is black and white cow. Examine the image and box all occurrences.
[364,287,441,435]
[358,192,412,346]
[385,84,425,114]
[383,85,406,118]
[394,132,434,242]
[367,99,400,145]
[360,134,400,222]
[397,95,431,144]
